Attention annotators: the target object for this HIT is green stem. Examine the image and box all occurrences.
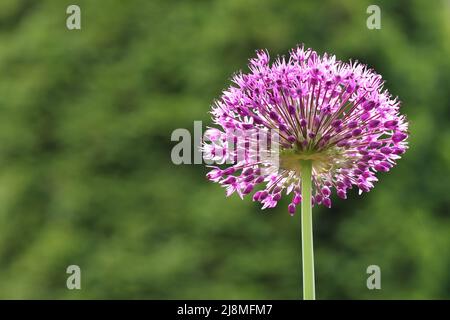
[300,160,315,300]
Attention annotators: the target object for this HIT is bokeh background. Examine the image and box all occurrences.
[0,0,448,299]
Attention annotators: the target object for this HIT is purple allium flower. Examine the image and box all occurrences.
[203,45,408,215]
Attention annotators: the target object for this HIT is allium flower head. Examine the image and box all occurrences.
[203,45,408,215]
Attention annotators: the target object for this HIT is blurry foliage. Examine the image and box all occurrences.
[0,0,448,299]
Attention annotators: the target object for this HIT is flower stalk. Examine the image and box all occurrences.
[300,160,315,300]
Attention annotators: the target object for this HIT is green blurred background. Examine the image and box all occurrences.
[0,0,448,299]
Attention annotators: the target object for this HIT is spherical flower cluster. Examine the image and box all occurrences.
[203,45,408,214]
